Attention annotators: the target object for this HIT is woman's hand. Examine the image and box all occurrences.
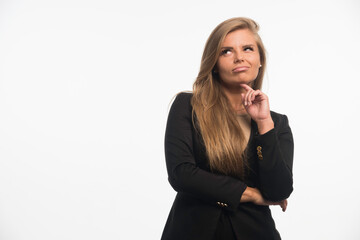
[240,84,274,134]
[240,187,288,212]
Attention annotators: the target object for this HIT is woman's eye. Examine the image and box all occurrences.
[244,47,254,51]
[221,49,232,55]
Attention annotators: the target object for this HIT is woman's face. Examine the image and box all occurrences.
[216,29,261,89]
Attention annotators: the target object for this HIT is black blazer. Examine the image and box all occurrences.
[161,93,294,240]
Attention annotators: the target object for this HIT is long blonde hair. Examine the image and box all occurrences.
[192,17,266,179]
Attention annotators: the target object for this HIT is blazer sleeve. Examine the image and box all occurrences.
[164,93,247,212]
[254,113,294,202]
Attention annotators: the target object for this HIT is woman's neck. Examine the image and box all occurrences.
[221,85,247,115]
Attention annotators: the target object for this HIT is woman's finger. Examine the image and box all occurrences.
[280,199,288,212]
[247,90,253,105]
[245,89,254,106]
[243,90,249,106]
[252,90,262,102]
[240,84,253,106]
[240,84,253,91]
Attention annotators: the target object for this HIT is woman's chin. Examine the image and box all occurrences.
[220,79,254,89]
[235,80,253,86]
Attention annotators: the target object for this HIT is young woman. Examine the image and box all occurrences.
[161,17,294,240]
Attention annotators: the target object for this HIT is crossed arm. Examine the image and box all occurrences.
[165,92,294,212]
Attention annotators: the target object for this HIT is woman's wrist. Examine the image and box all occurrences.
[256,117,274,134]
[240,187,254,203]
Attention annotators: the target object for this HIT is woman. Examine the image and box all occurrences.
[161,17,294,240]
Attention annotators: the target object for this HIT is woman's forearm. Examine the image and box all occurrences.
[240,187,255,203]
[240,187,288,211]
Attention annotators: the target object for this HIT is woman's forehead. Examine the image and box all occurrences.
[222,29,257,46]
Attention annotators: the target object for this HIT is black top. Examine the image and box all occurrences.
[161,92,294,240]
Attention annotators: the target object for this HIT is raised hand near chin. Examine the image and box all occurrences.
[240,84,274,134]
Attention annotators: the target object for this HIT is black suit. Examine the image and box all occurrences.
[161,93,294,240]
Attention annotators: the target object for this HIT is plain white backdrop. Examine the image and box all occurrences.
[0,0,359,239]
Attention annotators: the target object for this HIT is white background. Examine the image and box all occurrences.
[0,0,359,239]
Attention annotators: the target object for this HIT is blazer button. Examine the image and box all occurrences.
[257,146,263,160]
[224,203,228,207]
[216,202,221,206]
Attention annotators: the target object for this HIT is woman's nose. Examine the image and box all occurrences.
[234,52,244,63]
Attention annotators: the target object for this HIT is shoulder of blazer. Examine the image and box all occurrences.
[174,92,193,103]
[171,92,193,113]
[269,110,290,131]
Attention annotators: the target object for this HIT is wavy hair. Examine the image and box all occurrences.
[191,17,266,179]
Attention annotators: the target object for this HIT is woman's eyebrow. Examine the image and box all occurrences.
[243,44,255,48]
[221,44,255,49]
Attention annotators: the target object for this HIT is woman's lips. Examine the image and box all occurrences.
[233,66,249,72]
